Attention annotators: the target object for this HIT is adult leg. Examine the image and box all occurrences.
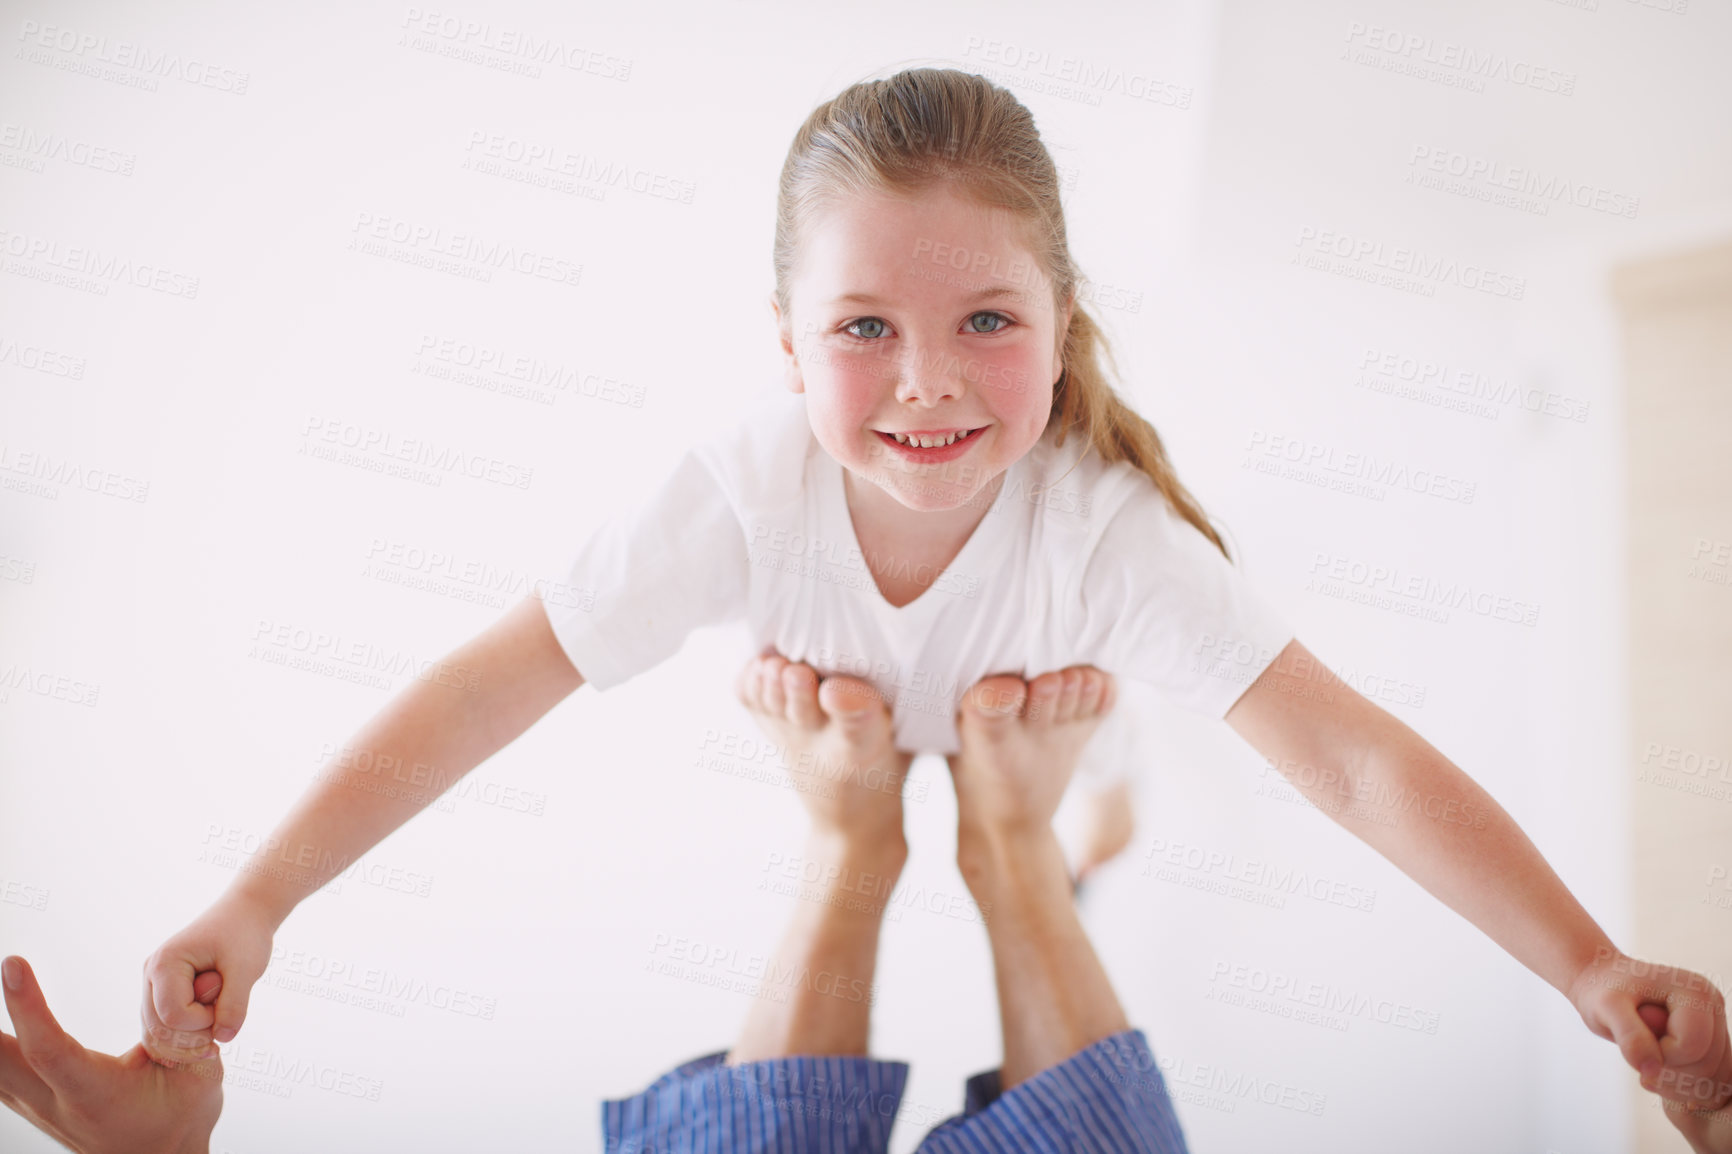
[602,655,913,1154]
[917,668,1190,1154]
[726,657,910,1062]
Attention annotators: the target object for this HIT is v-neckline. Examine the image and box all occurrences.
[823,449,1017,626]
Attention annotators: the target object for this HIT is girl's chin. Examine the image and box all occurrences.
[875,473,993,514]
[837,441,1000,512]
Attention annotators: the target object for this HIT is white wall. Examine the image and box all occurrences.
[1616,239,1732,1154]
[1,2,1727,1152]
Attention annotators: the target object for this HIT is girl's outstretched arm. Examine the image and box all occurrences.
[141,593,584,1066]
[1224,639,1730,1110]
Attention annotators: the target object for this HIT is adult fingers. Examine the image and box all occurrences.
[1602,996,1666,1088]
[1659,1096,1724,1154]
[206,971,251,1046]
[1661,990,1721,1069]
[0,1025,56,1123]
[1,957,89,1096]
[194,970,223,1006]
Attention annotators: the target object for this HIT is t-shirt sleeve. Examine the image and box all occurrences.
[1076,484,1294,719]
[542,448,749,690]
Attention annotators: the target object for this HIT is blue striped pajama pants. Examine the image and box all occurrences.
[601,1028,1190,1153]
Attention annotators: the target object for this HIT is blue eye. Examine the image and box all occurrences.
[842,313,1009,340]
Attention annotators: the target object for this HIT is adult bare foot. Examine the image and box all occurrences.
[734,651,914,846]
[944,666,1128,1088]
[948,666,1118,848]
[726,653,914,1064]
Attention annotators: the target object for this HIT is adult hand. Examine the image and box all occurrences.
[1638,1001,1732,1154]
[2,955,223,1154]
[1663,1094,1732,1154]
[1569,948,1732,1110]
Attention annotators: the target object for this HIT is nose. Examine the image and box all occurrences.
[893,341,964,407]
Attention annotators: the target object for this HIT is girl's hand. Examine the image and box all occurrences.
[1569,947,1732,1111]
[140,894,277,1067]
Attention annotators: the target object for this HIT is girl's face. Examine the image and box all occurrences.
[775,183,1070,514]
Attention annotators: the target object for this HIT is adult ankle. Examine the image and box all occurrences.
[956,822,1063,901]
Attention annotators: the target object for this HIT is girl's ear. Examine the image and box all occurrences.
[770,294,805,394]
[1053,295,1075,384]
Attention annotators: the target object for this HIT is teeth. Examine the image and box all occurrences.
[890,429,971,448]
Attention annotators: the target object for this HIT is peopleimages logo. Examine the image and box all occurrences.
[0,123,136,175]
[267,946,498,1019]
[1341,21,1576,95]
[0,226,200,298]
[1293,227,1525,300]
[1355,347,1591,424]
[14,19,251,94]
[960,36,1194,108]
[1306,551,1540,627]
[1243,429,1477,504]
[300,416,534,490]
[250,617,484,693]
[1406,146,1639,219]
[347,211,582,287]
[1207,959,1442,1034]
[398,8,632,80]
[1143,838,1378,913]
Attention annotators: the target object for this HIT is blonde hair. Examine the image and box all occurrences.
[773,66,1230,559]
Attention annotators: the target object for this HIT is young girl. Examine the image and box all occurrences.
[141,67,1730,1114]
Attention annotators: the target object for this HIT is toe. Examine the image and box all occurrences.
[759,655,789,716]
[737,657,769,714]
[1075,668,1106,719]
[818,676,885,736]
[1025,671,1065,726]
[1054,667,1084,724]
[1097,672,1118,717]
[964,675,1027,730]
[781,663,823,729]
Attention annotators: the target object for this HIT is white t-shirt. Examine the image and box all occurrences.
[545,386,1294,767]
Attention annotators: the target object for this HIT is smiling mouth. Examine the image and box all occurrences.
[874,426,983,448]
